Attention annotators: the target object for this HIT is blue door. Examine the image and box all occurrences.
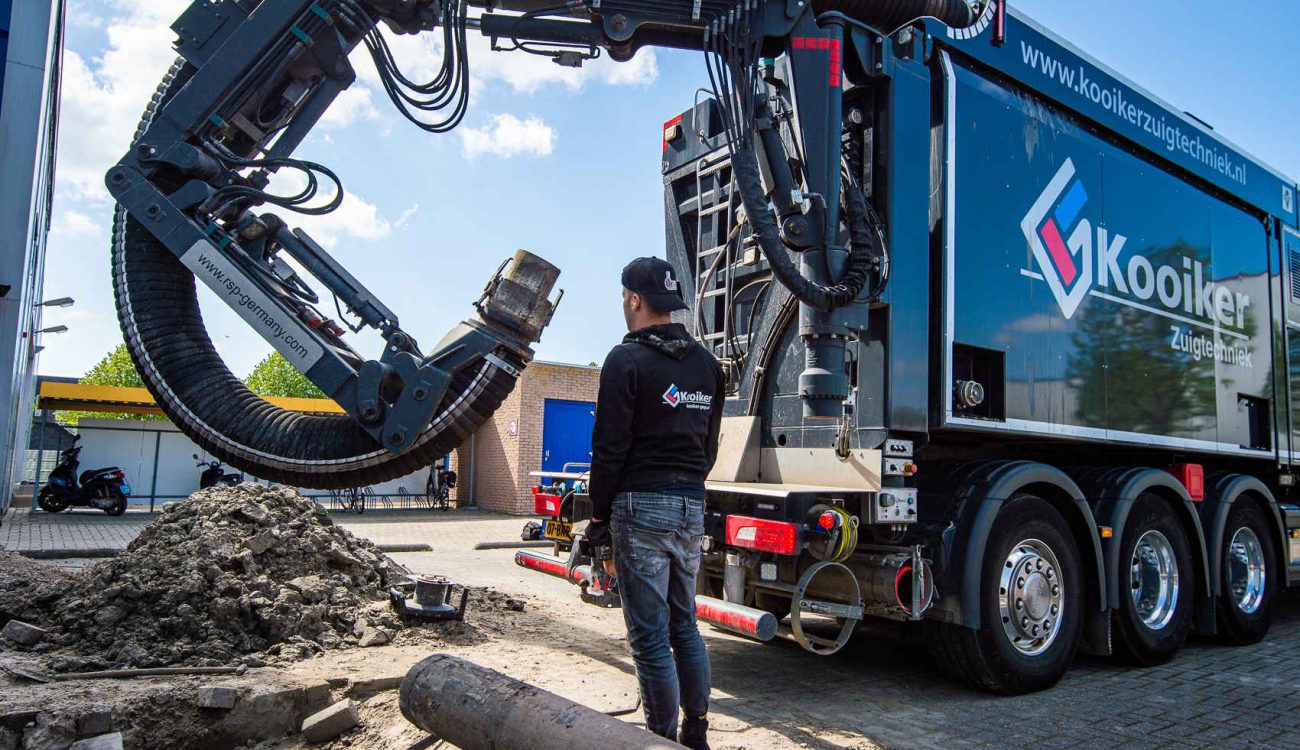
[541,399,596,484]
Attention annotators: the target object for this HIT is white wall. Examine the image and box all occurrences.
[73,418,435,507]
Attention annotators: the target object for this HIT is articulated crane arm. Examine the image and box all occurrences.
[107,0,978,488]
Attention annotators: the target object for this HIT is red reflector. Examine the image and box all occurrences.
[725,515,798,555]
[531,489,562,517]
[818,511,836,530]
[1169,463,1205,502]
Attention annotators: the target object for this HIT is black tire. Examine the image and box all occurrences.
[1215,500,1277,645]
[111,60,526,490]
[36,487,68,514]
[927,495,1083,695]
[1113,494,1194,665]
[105,490,128,517]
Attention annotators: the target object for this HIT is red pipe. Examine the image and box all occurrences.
[695,595,778,641]
[515,550,570,579]
[515,551,595,588]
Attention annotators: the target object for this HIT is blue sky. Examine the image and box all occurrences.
[37,0,1300,379]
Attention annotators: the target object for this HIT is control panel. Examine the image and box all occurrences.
[870,488,918,524]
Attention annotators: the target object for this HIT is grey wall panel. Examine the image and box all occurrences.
[0,0,58,510]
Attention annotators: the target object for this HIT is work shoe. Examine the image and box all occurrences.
[678,715,710,750]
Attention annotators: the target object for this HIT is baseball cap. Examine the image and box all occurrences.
[621,257,688,313]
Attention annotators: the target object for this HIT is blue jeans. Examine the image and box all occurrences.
[611,491,711,740]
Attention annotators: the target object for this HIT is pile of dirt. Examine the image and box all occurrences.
[0,550,77,626]
[31,484,410,668]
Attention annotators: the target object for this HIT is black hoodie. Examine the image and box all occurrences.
[588,323,726,520]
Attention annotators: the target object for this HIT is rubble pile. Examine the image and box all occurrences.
[40,484,408,667]
[0,550,75,627]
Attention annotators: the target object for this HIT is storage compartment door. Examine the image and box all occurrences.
[1283,227,1300,459]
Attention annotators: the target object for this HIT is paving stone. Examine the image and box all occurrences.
[74,710,112,737]
[68,734,122,750]
[348,675,403,695]
[302,681,333,711]
[196,686,238,710]
[2,621,46,646]
[300,700,360,744]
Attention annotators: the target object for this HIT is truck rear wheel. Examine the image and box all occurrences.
[1215,500,1277,645]
[928,495,1082,694]
[1113,494,1193,665]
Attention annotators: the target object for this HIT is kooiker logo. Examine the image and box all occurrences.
[662,384,713,410]
[1021,158,1253,333]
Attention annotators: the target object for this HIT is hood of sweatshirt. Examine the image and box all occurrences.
[624,323,696,361]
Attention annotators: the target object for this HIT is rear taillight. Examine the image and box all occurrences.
[531,487,561,517]
[663,115,683,151]
[111,471,125,481]
[725,515,799,556]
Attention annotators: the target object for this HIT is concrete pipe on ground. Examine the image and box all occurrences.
[400,654,686,750]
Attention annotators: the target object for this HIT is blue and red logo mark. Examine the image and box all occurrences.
[1021,159,1093,319]
[662,384,681,408]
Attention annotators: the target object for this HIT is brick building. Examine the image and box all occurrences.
[448,360,601,515]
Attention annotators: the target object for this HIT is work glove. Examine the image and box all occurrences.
[584,519,611,549]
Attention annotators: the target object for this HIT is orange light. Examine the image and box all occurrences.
[1099,526,1113,539]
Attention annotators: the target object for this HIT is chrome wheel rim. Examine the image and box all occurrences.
[1129,530,1179,630]
[998,538,1064,656]
[1227,527,1266,614]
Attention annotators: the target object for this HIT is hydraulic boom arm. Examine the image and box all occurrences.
[107,0,978,488]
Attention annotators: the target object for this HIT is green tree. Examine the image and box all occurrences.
[244,353,326,399]
[57,343,166,425]
[1066,240,1216,435]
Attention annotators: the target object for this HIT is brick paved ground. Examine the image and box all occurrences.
[4,506,1298,749]
[0,507,512,553]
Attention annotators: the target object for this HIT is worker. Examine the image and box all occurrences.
[587,256,726,750]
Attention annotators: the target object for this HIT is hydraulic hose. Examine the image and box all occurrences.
[731,142,876,312]
[111,59,526,489]
[812,0,976,31]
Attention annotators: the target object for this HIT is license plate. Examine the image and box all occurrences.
[119,484,132,495]
[542,519,571,543]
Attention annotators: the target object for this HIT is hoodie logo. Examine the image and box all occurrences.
[664,271,678,292]
[662,383,713,410]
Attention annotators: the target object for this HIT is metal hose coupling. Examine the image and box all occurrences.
[474,250,563,345]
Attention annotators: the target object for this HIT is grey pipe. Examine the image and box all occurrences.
[400,654,687,750]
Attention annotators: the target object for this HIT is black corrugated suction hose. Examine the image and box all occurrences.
[813,0,976,31]
[732,141,876,312]
[111,60,524,489]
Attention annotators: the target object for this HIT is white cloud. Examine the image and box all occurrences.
[55,1,189,203]
[50,209,98,238]
[319,86,380,129]
[458,114,556,160]
[394,204,421,228]
[264,168,395,248]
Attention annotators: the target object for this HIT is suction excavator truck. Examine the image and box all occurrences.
[109,0,1300,694]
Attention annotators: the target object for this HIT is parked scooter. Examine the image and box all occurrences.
[38,437,131,516]
[195,455,243,489]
